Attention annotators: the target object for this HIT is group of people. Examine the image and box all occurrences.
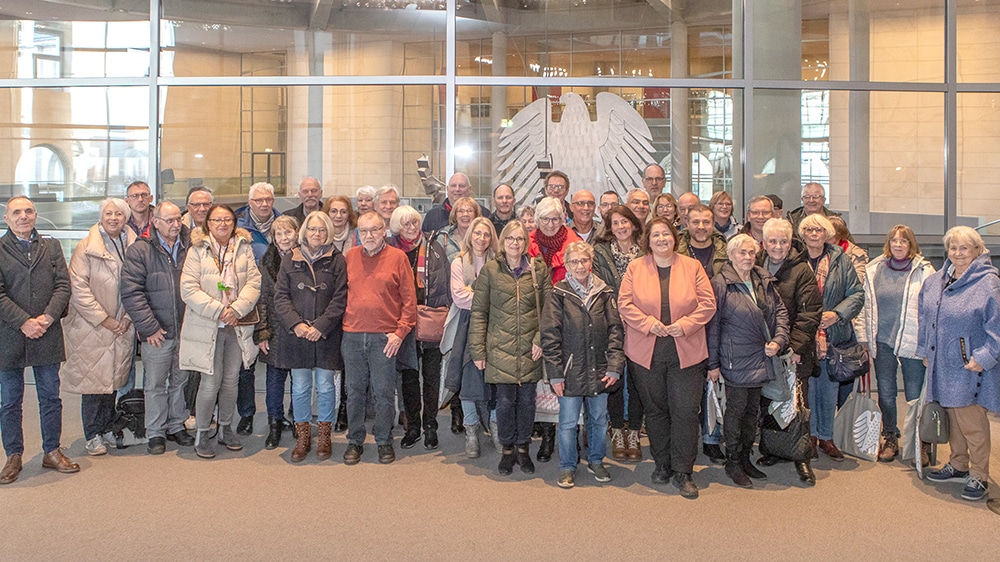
[0,173,997,504]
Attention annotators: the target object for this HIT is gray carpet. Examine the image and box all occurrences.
[3,379,999,560]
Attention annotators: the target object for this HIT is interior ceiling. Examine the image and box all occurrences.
[0,0,962,53]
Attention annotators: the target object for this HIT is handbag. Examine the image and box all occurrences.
[920,401,950,444]
[535,380,560,416]
[767,364,798,429]
[833,374,882,461]
[761,351,795,402]
[759,380,812,462]
[705,380,724,435]
[236,307,260,326]
[827,339,870,383]
[415,304,448,343]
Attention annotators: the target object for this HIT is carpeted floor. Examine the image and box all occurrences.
[2,374,999,560]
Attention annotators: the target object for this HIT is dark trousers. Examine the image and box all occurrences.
[631,357,705,474]
[723,385,762,456]
[342,332,397,446]
[608,359,645,430]
[401,345,442,432]
[0,364,62,456]
[184,372,201,414]
[237,360,257,418]
[494,383,536,448]
[81,392,118,440]
[264,363,290,419]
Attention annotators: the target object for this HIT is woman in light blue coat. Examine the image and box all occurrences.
[918,226,1000,501]
[862,225,934,462]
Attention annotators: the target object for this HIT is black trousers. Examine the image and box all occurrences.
[401,344,443,432]
[81,392,117,440]
[495,383,536,448]
[631,344,705,474]
[608,358,645,430]
[723,385,762,456]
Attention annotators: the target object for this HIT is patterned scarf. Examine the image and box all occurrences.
[397,235,426,289]
[810,250,831,358]
[534,226,568,269]
[610,241,640,277]
[251,210,276,243]
[209,233,237,309]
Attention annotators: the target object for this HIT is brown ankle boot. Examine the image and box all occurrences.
[316,422,333,460]
[877,433,899,463]
[291,422,311,463]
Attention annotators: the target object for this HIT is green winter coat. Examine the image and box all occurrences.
[469,255,551,384]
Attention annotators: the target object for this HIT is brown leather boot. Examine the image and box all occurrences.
[0,454,22,484]
[609,428,627,461]
[291,422,311,463]
[877,433,899,463]
[316,422,333,461]
[625,429,643,462]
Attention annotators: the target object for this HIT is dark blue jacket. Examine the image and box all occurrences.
[120,225,190,342]
[707,264,790,387]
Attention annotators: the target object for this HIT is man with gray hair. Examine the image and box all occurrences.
[0,195,76,483]
[375,185,401,236]
[181,186,213,230]
[423,172,490,234]
[738,195,774,245]
[121,201,196,455]
[787,182,853,243]
[284,177,324,223]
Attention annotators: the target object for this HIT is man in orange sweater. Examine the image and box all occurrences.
[341,212,417,465]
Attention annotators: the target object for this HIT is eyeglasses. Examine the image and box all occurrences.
[567,258,592,267]
[307,227,328,233]
[571,201,596,208]
[801,195,824,201]
[545,184,567,191]
[505,236,526,243]
[155,216,182,225]
[126,192,151,200]
[644,176,666,183]
[250,197,274,205]
[208,217,234,224]
[188,202,212,209]
[748,210,770,218]
[802,226,826,234]
[358,227,383,236]
[655,204,675,211]
[538,217,562,225]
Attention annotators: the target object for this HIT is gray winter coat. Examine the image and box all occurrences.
[121,225,190,342]
[707,264,790,387]
[0,229,71,370]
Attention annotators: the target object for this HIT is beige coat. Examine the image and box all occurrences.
[61,224,137,394]
[179,227,261,375]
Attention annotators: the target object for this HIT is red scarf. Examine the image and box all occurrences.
[533,226,568,269]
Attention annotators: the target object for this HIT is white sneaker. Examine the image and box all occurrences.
[86,436,108,456]
[184,415,197,430]
[101,432,118,448]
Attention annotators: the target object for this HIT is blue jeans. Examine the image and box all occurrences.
[0,364,62,455]
[873,341,926,435]
[557,394,608,471]
[117,341,139,396]
[265,364,291,420]
[461,399,495,426]
[291,368,339,424]
[237,359,257,419]
[700,380,723,445]
[808,360,839,440]
[342,332,397,446]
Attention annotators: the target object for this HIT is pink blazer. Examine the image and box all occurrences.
[618,253,717,370]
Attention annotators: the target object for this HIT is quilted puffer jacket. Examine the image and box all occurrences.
[62,224,137,394]
[469,255,550,385]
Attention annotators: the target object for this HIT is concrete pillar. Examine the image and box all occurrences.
[848,0,871,233]
[491,32,507,187]
[670,19,689,197]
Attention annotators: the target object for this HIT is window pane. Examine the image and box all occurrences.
[161,1,444,77]
[0,9,151,78]
[456,1,737,79]
[454,85,734,209]
[754,1,943,83]
[160,85,443,210]
[0,87,149,231]
[958,93,1000,234]
[752,89,943,236]
[958,0,1000,82]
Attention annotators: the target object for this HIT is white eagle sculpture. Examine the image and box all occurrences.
[495,91,656,205]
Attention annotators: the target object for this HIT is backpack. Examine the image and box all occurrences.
[111,389,146,448]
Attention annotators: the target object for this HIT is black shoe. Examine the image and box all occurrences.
[264,418,282,450]
[423,428,439,450]
[147,436,166,455]
[280,417,294,430]
[795,461,816,486]
[516,447,535,474]
[498,449,516,476]
[532,422,543,438]
[741,453,767,480]
[450,410,463,434]
[725,459,753,488]
[378,444,396,464]
[703,443,726,465]
[672,472,699,499]
[334,405,348,433]
[536,423,555,463]
[400,430,420,449]
[236,416,253,436]
[166,430,195,446]
[651,464,674,485]
[757,454,782,467]
[343,444,363,465]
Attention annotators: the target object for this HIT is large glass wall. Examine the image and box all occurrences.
[2,0,999,246]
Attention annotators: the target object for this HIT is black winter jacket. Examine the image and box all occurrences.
[757,243,822,379]
[253,243,284,365]
[273,245,348,371]
[707,264,790,387]
[0,229,71,370]
[120,225,190,342]
[540,277,625,396]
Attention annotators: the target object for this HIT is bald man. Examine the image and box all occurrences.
[423,172,491,234]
